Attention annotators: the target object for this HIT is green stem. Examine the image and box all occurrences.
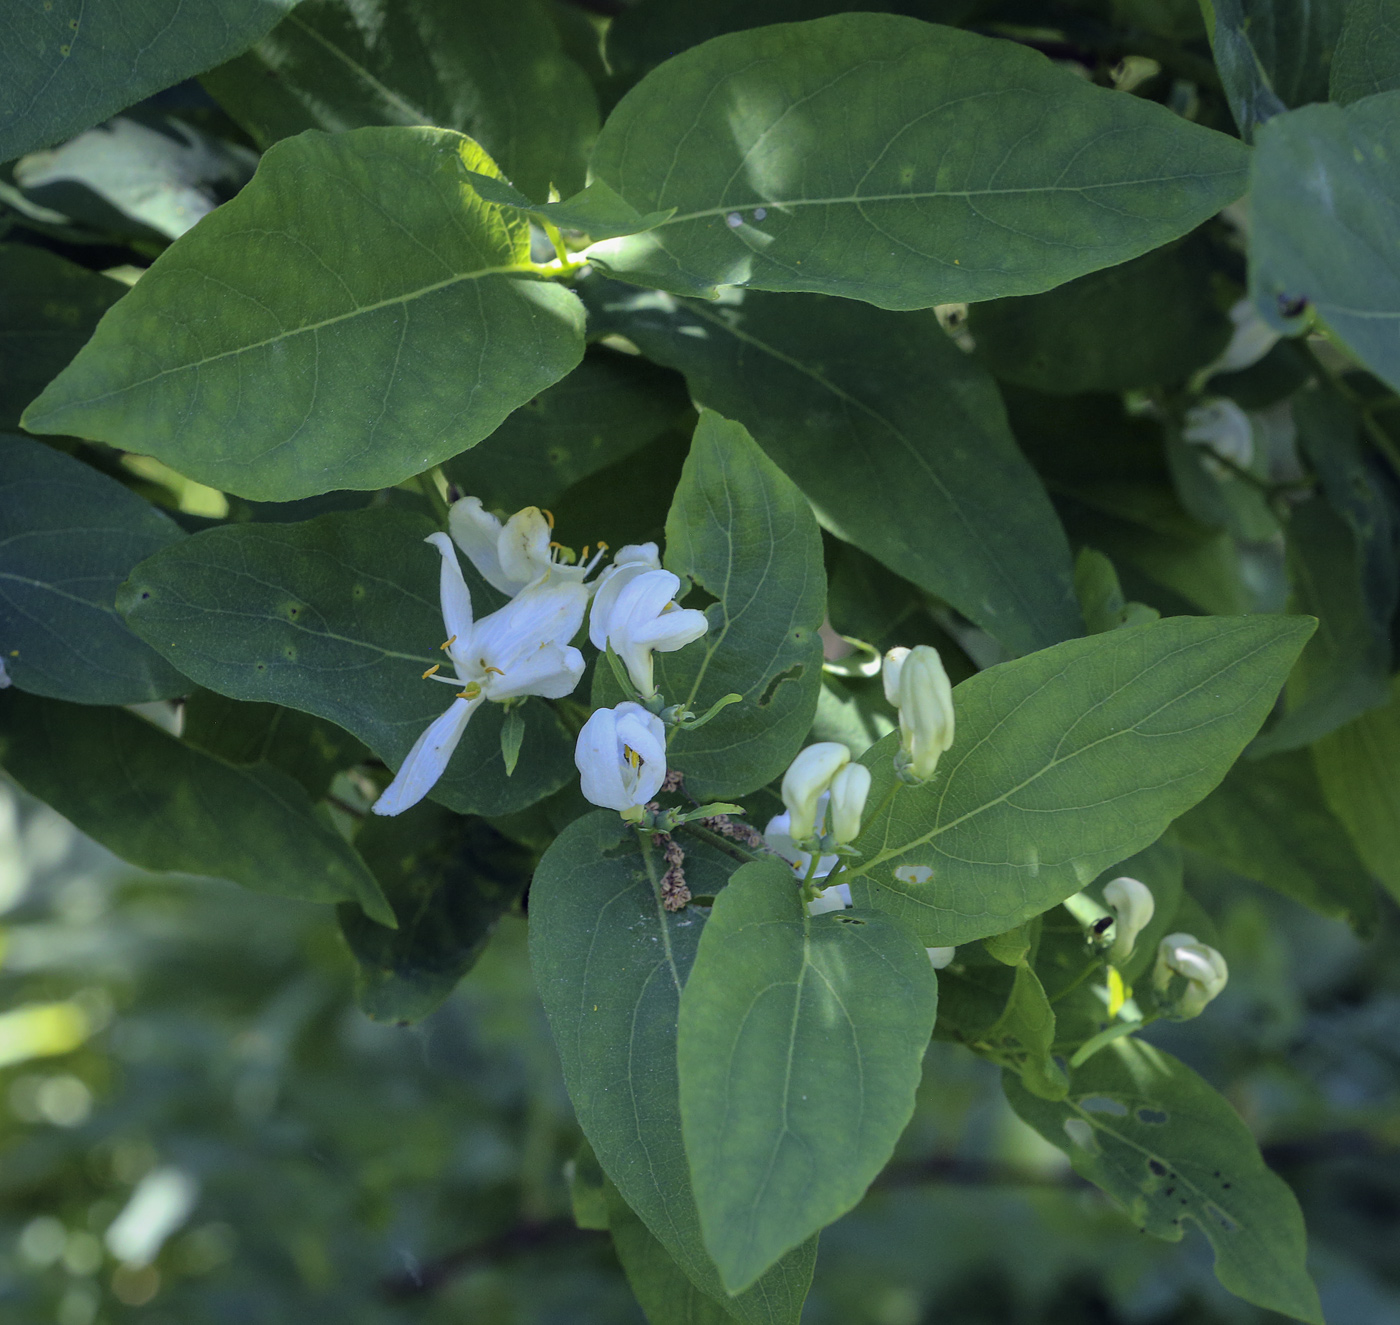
[416,470,451,524]
[677,821,762,865]
[1048,957,1104,1006]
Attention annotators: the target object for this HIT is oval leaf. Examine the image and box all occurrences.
[582,14,1250,309]
[23,127,586,500]
[847,615,1314,946]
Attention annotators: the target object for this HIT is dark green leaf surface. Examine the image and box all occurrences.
[1313,675,1400,903]
[466,172,675,241]
[0,691,393,924]
[119,507,575,817]
[23,128,586,500]
[0,246,126,429]
[1250,94,1400,394]
[0,0,295,163]
[202,0,597,198]
[968,239,1230,395]
[1177,749,1377,930]
[1005,1039,1324,1324]
[339,803,531,1023]
[528,812,818,1324]
[583,15,1250,309]
[1224,0,1347,108]
[0,434,188,704]
[985,964,1067,1100]
[599,411,825,801]
[581,279,1079,655]
[678,858,938,1293]
[443,346,690,511]
[846,615,1314,946]
[1330,0,1400,102]
[1198,0,1288,141]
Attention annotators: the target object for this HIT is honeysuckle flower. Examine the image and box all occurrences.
[372,533,587,817]
[1102,876,1155,965]
[449,495,604,597]
[588,542,662,646]
[780,742,851,842]
[593,567,708,699]
[575,701,668,814]
[1183,398,1254,468]
[1152,932,1228,1019]
[765,808,841,889]
[827,762,872,844]
[883,645,955,782]
[926,946,956,970]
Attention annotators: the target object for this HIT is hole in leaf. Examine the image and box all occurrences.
[1148,1160,1167,1177]
[893,864,934,886]
[833,915,866,926]
[1137,1108,1168,1125]
[759,664,803,707]
[1080,1096,1127,1116]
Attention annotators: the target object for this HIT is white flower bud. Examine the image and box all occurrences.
[780,742,850,842]
[1102,876,1155,965]
[1183,398,1254,468]
[827,762,871,845]
[883,645,954,781]
[574,702,668,813]
[1152,932,1228,1019]
[926,947,956,970]
[1212,297,1280,376]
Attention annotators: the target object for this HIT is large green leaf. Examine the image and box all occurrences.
[580,278,1079,656]
[338,802,532,1023]
[844,615,1313,946]
[0,435,188,704]
[1176,748,1377,930]
[968,238,1230,395]
[119,507,575,817]
[1005,1039,1324,1325]
[1330,0,1400,103]
[0,246,126,429]
[528,812,818,1325]
[576,15,1249,310]
[1312,675,1400,903]
[1250,93,1400,395]
[201,0,597,199]
[0,690,393,925]
[678,858,937,1294]
[22,128,586,500]
[0,0,295,163]
[597,411,825,801]
[442,346,690,511]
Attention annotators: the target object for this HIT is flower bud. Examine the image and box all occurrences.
[780,742,850,842]
[1152,932,1228,1019]
[1183,398,1254,468]
[575,702,668,814]
[827,762,871,845]
[926,946,956,970]
[884,645,954,781]
[1102,876,1155,965]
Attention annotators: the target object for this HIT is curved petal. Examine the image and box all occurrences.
[630,606,709,654]
[448,497,516,596]
[615,704,668,803]
[474,581,588,674]
[498,506,554,588]
[372,696,480,817]
[589,556,661,648]
[489,643,585,700]
[575,707,629,811]
[426,533,474,653]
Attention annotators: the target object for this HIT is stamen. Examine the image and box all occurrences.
[543,508,555,530]
[456,682,482,700]
[421,664,441,680]
[623,744,643,771]
[480,663,505,676]
[440,635,457,652]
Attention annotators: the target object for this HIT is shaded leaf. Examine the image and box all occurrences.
[1329,0,1400,103]
[985,964,1066,1100]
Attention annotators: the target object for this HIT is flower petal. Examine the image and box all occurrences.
[575,706,630,811]
[488,643,585,700]
[630,606,709,654]
[372,695,480,817]
[498,506,554,588]
[589,554,661,648]
[473,581,588,674]
[426,532,473,652]
[448,497,517,596]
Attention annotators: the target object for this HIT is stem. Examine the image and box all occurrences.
[1048,957,1104,1006]
[678,820,763,864]
[416,470,450,524]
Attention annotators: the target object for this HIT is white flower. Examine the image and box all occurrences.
[593,567,708,699]
[883,645,955,781]
[1102,876,1155,965]
[448,496,603,597]
[588,542,662,645]
[926,947,956,970]
[807,881,853,916]
[764,808,841,888]
[1210,298,1280,377]
[372,533,587,817]
[827,763,871,844]
[1152,932,1228,1019]
[780,742,851,841]
[575,701,668,813]
[1183,398,1254,468]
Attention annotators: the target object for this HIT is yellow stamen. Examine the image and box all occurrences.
[581,545,590,562]
[623,744,642,771]
[440,635,457,652]
[596,539,609,551]
[543,508,555,530]
[421,664,441,680]
[456,682,482,699]
[549,540,565,551]
[481,663,505,677]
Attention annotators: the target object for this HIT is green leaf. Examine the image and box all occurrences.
[580,278,1079,656]
[581,14,1250,310]
[984,964,1067,1100]
[1250,93,1400,395]
[597,410,825,801]
[678,857,937,1292]
[0,690,393,925]
[338,802,531,1023]
[0,0,296,163]
[968,239,1231,395]
[1074,549,1160,635]
[1250,498,1391,754]
[202,0,597,199]
[1208,0,1347,111]
[1176,748,1377,931]
[1330,0,1400,103]
[528,812,817,1325]
[1004,1038,1324,1325]
[182,690,369,800]
[0,434,188,704]
[846,615,1314,946]
[0,246,126,429]
[465,172,674,241]
[119,507,575,817]
[1312,674,1400,904]
[1198,0,1288,141]
[441,346,690,511]
[500,705,525,777]
[23,128,586,500]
